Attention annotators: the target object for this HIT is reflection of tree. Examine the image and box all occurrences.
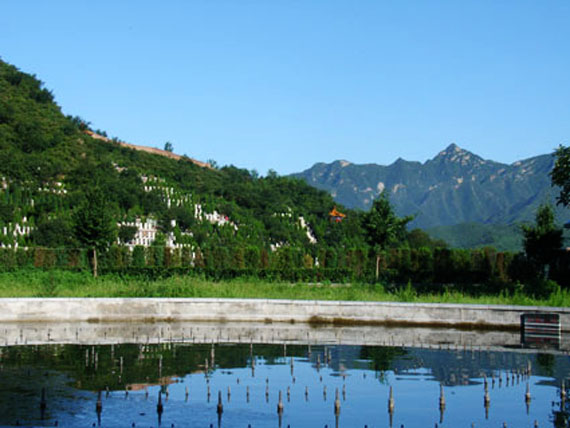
[359,346,407,372]
[0,343,311,393]
[552,397,569,428]
[536,353,556,377]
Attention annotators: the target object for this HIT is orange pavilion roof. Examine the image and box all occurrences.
[329,207,346,218]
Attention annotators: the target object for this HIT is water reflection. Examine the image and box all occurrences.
[0,338,568,427]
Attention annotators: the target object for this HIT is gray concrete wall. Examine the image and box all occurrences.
[0,298,569,330]
[0,320,531,352]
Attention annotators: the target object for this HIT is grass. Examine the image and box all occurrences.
[0,269,569,307]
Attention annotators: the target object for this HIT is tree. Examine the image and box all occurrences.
[406,228,448,249]
[522,203,563,279]
[551,145,570,207]
[164,141,174,152]
[207,159,219,169]
[73,188,117,277]
[31,217,74,247]
[118,225,138,245]
[364,193,413,280]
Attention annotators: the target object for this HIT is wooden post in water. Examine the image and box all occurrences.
[439,384,446,424]
[96,390,102,414]
[217,391,223,415]
[388,386,394,428]
[40,387,47,419]
[525,383,531,414]
[157,391,163,425]
[334,388,341,415]
[277,390,284,414]
[527,360,532,377]
[484,383,490,420]
[96,390,102,425]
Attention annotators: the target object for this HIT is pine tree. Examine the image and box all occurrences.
[522,204,563,279]
[364,193,413,280]
[73,187,117,277]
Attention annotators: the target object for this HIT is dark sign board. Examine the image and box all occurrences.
[521,313,560,349]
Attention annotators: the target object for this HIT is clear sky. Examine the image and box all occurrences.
[2,1,569,175]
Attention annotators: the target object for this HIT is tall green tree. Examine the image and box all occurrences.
[364,193,413,280]
[31,217,75,247]
[73,188,117,277]
[522,203,563,279]
[551,145,570,207]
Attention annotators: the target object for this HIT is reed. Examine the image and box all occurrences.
[0,269,569,306]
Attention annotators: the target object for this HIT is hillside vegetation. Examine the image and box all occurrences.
[0,58,368,253]
[0,58,568,295]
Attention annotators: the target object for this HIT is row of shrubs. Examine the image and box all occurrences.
[0,245,567,290]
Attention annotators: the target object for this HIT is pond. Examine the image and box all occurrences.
[0,322,568,427]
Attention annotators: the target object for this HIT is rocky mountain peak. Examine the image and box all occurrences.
[432,143,484,167]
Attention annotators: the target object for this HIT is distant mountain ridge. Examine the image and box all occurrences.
[292,144,569,229]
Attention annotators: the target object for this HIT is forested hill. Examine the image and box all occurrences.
[0,58,366,251]
[292,144,569,230]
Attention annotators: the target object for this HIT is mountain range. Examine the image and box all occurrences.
[292,144,569,231]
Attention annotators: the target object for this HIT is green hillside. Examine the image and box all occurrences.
[0,58,366,252]
[426,223,523,252]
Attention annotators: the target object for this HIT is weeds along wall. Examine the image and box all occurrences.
[0,245,549,290]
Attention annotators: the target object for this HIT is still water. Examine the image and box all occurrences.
[0,335,568,428]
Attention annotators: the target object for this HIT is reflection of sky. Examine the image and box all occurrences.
[0,345,566,427]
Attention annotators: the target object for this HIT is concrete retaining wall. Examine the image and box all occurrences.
[0,320,530,351]
[0,298,569,331]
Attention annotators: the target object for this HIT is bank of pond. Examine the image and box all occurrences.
[0,269,570,307]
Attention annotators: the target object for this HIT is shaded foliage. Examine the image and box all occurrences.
[551,144,570,207]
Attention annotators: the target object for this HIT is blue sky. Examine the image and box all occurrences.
[2,1,569,175]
